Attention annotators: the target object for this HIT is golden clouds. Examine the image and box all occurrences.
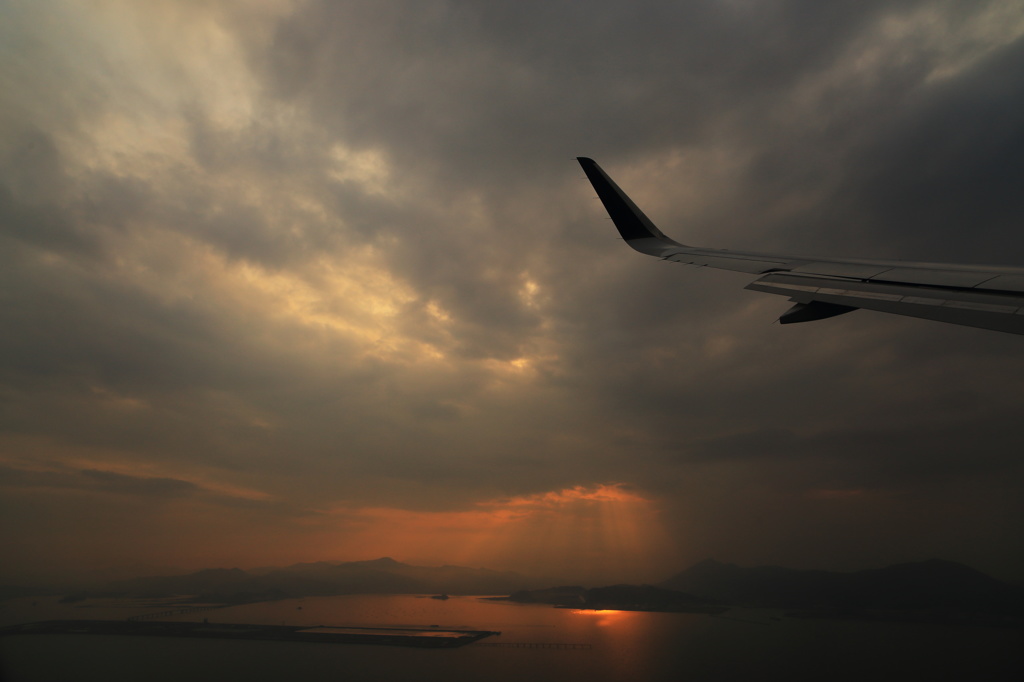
[488,483,651,509]
[327,145,393,196]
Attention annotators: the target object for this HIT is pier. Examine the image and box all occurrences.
[0,620,500,649]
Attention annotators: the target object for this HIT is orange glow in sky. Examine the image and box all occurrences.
[313,483,673,583]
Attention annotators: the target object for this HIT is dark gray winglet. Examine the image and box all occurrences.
[577,157,683,250]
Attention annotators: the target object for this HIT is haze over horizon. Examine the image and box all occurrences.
[3,1,1024,589]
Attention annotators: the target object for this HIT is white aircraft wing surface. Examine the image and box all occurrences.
[578,157,1024,335]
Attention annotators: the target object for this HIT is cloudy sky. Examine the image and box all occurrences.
[3,0,1024,587]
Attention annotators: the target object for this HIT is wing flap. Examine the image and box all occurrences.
[974,274,1024,293]
[748,272,1024,334]
[790,262,893,279]
[868,268,998,289]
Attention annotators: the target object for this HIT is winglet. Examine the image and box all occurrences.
[577,157,683,253]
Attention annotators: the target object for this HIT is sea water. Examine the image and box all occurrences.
[2,594,1022,681]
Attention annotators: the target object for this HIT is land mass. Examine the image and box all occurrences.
[8,557,1023,628]
[659,558,1024,626]
[499,559,1024,626]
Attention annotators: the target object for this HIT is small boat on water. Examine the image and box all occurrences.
[430,594,449,600]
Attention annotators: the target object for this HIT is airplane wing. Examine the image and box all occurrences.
[578,157,1024,335]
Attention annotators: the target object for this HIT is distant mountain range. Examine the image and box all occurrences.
[100,558,532,603]
[661,558,1024,617]
[25,556,1024,625]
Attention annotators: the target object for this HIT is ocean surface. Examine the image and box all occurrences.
[2,594,1022,681]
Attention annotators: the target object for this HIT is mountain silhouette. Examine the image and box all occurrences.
[504,583,723,613]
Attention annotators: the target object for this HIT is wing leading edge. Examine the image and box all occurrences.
[578,157,1024,335]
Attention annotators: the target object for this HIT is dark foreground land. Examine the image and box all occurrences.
[0,620,499,648]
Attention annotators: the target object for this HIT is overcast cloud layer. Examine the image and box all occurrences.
[2,0,1024,586]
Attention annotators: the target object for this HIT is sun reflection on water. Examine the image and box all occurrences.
[569,609,638,627]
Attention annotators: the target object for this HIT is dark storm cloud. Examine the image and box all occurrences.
[0,129,102,259]
[2,0,1024,581]
[238,0,1024,372]
[0,464,199,497]
[844,37,1024,261]
[256,0,909,181]
[686,417,1023,485]
[78,468,199,496]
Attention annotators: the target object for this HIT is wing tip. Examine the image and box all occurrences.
[576,157,680,248]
